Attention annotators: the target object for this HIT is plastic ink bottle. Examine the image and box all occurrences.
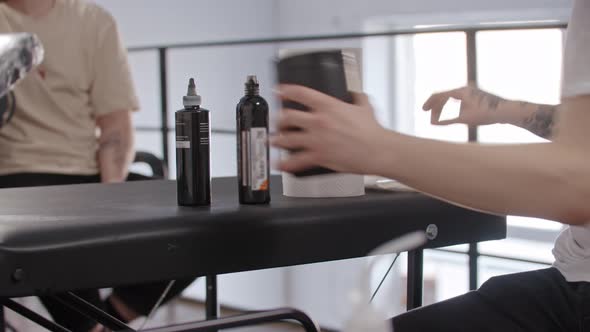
[176,78,211,206]
[236,75,270,204]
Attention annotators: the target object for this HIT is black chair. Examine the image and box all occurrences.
[128,151,167,180]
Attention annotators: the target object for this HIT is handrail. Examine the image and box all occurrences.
[127,21,567,53]
[434,248,552,266]
[141,308,320,332]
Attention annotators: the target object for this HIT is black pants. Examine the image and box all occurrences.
[393,267,590,332]
[0,173,195,332]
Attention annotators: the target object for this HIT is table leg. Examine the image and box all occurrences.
[0,304,5,332]
[205,275,219,320]
[407,249,424,310]
[468,243,479,291]
[205,275,219,332]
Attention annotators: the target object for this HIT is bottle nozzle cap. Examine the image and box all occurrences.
[245,75,260,95]
[246,75,259,85]
[184,77,202,107]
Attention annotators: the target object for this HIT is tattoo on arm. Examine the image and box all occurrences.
[521,105,557,139]
[99,130,126,167]
[470,89,506,111]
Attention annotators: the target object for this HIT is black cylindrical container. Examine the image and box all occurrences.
[176,78,211,206]
[237,75,270,204]
[276,50,358,177]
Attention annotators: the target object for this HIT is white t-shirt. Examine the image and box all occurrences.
[552,0,590,282]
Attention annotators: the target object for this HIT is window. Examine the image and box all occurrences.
[412,32,468,142]
[378,24,566,289]
[476,29,564,263]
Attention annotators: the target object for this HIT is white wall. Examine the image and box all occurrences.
[93,0,279,47]
[278,0,572,36]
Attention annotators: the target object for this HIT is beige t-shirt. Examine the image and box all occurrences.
[0,0,139,175]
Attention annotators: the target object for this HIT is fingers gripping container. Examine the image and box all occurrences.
[277,49,365,198]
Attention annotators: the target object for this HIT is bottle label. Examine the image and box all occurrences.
[241,131,249,186]
[176,140,190,149]
[199,121,210,145]
[242,127,268,191]
[176,119,191,149]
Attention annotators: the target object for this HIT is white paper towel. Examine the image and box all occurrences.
[279,47,365,198]
[282,172,365,198]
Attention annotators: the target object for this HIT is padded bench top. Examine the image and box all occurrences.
[0,176,505,296]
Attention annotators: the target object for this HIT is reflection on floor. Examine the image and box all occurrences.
[5,297,321,332]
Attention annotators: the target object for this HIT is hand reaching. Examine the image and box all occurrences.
[422,86,508,126]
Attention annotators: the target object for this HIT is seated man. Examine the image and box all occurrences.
[271,0,590,330]
[0,0,192,331]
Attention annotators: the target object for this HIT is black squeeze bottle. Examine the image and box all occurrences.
[236,75,270,204]
[176,78,211,206]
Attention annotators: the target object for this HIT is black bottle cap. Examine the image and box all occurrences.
[245,75,260,95]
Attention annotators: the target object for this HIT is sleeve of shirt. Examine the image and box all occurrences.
[562,0,590,99]
[90,10,140,117]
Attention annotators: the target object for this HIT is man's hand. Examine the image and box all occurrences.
[422,86,510,126]
[271,85,388,175]
[96,111,135,183]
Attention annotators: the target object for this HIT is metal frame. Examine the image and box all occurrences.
[1,297,320,332]
[52,293,133,331]
[158,48,170,171]
[436,248,552,266]
[466,29,480,291]
[2,299,71,332]
[407,250,424,309]
[126,22,567,52]
[1,293,133,332]
[142,308,320,332]
[205,275,219,332]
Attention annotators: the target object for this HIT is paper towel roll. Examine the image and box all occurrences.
[278,47,365,198]
[282,172,365,198]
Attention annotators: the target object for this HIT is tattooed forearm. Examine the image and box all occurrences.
[96,111,134,183]
[521,105,557,139]
[98,128,133,183]
[470,89,507,112]
[99,131,126,167]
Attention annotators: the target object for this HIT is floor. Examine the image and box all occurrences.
[4,297,320,332]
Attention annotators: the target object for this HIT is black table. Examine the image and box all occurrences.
[0,176,506,331]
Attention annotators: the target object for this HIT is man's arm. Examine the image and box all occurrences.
[513,102,558,139]
[96,110,135,183]
[377,96,589,224]
[423,86,559,139]
[273,86,590,225]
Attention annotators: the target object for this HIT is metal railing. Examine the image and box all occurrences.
[128,20,566,290]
